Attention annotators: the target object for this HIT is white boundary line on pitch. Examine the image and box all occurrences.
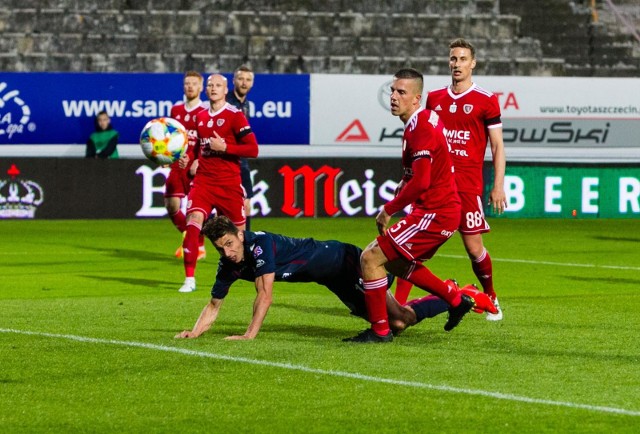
[4,252,638,272]
[2,328,639,418]
[439,254,640,271]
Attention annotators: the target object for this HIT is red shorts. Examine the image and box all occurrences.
[458,192,490,235]
[378,206,460,262]
[163,168,191,199]
[186,177,246,226]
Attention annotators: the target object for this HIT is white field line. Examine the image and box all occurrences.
[3,251,638,271]
[438,254,640,271]
[2,328,639,418]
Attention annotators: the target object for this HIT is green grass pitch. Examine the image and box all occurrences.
[1,217,639,433]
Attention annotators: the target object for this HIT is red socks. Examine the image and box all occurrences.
[363,277,390,336]
[169,210,187,233]
[183,222,201,277]
[405,262,461,307]
[394,278,413,304]
[472,249,495,298]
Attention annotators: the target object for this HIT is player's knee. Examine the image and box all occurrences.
[360,246,383,271]
[164,198,180,214]
[186,211,205,224]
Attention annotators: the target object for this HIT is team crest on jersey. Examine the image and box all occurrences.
[217,119,225,127]
[253,246,263,258]
[449,103,457,113]
[185,114,190,122]
[463,104,473,114]
[207,120,213,128]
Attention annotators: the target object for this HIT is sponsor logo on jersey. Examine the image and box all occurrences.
[445,129,471,141]
[411,149,431,160]
[434,104,442,111]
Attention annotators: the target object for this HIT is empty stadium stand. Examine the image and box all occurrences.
[0,0,638,75]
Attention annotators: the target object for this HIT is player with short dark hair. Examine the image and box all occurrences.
[345,67,476,343]
[424,38,506,320]
[167,71,208,261]
[174,216,497,340]
[176,74,259,294]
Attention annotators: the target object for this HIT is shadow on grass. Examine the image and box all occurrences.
[274,302,351,318]
[72,244,180,264]
[80,274,175,289]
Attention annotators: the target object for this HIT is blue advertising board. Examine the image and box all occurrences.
[0,72,310,146]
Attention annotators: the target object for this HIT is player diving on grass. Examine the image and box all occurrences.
[175,216,497,340]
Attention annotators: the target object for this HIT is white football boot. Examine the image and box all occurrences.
[486,296,503,321]
[178,277,196,293]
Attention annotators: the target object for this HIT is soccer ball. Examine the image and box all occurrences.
[139,117,187,165]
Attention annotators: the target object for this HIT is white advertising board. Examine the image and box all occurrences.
[311,75,640,150]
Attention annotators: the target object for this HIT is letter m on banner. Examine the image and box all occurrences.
[279,165,343,217]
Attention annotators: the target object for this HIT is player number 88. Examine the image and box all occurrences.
[465,211,483,229]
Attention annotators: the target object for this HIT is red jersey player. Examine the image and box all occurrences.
[425,38,507,321]
[176,74,259,293]
[344,68,476,343]
[166,71,208,260]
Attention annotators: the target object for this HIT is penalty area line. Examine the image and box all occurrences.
[2,328,639,418]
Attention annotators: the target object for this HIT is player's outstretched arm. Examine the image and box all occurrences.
[225,272,275,340]
[175,298,224,339]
